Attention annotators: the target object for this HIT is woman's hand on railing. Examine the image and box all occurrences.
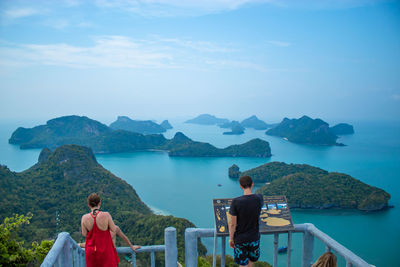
[130,245,141,251]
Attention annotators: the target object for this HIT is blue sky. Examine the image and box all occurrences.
[0,0,399,123]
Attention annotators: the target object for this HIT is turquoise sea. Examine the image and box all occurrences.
[0,119,399,266]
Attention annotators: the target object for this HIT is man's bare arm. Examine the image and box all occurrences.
[228,214,237,248]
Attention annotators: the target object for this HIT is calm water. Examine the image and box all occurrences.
[1,119,399,266]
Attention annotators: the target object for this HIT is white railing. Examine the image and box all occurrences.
[41,224,373,267]
[41,227,177,267]
[184,223,373,267]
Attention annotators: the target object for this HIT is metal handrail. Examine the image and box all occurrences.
[184,223,373,267]
[41,227,177,267]
[41,232,84,267]
[41,224,372,267]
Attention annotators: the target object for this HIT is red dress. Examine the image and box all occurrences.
[85,211,120,267]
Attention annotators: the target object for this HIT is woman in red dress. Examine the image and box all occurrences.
[81,193,120,267]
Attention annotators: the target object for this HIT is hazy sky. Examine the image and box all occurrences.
[1,0,399,123]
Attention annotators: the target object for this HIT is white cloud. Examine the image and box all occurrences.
[40,19,95,30]
[0,36,173,69]
[3,7,42,19]
[267,40,291,47]
[153,36,237,53]
[0,35,293,73]
[0,35,246,69]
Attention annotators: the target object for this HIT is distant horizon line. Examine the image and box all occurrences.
[0,114,399,126]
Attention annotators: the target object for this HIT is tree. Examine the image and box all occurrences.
[0,213,54,266]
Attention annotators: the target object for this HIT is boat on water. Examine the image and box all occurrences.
[278,246,288,253]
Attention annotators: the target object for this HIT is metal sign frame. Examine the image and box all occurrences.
[212,195,294,267]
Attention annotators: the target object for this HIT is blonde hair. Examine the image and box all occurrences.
[312,252,337,267]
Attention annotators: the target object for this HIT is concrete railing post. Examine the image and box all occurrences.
[221,236,226,267]
[302,224,314,267]
[185,228,198,267]
[165,227,177,267]
[287,231,292,267]
[63,236,72,267]
[273,233,279,267]
[41,232,70,267]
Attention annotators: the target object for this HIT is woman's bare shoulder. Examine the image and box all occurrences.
[95,211,111,220]
[100,211,111,216]
[81,213,91,221]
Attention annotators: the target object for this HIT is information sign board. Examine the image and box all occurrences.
[212,195,294,236]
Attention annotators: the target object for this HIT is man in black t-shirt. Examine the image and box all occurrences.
[229,175,263,267]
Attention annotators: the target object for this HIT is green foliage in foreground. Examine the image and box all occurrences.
[0,213,54,266]
[0,145,206,265]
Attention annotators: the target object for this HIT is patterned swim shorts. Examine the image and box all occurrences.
[233,239,260,266]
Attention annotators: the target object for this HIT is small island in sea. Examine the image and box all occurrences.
[160,120,173,130]
[240,115,272,130]
[330,123,354,135]
[9,115,271,157]
[109,116,169,134]
[222,121,245,135]
[165,132,270,157]
[0,145,206,263]
[219,120,238,129]
[266,115,344,146]
[185,114,229,125]
[228,162,390,211]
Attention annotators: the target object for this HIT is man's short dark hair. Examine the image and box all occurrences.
[87,193,101,208]
[239,175,253,189]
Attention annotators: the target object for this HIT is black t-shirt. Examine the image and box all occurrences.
[229,194,264,243]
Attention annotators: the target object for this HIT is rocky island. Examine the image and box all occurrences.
[228,162,390,211]
[109,116,168,134]
[160,120,173,130]
[266,115,342,146]
[185,114,229,125]
[219,120,239,129]
[330,123,354,135]
[165,133,270,157]
[240,115,272,130]
[9,115,271,157]
[222,121,245,135]
[0,145,206,263]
